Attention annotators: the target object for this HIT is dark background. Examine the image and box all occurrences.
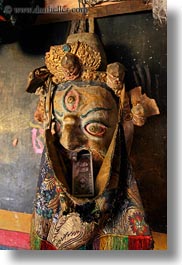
[0,10,167,233]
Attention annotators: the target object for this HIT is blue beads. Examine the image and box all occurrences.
[62,44,71,52]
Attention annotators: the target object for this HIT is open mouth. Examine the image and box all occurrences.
[57,145,95,198]
[46,123,119,201]
[71,149,94,198]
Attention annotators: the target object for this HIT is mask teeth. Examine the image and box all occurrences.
[71,152,78,162]
[71,149,94,198]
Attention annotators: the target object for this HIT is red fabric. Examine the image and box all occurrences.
[41,240,57,250]
[128,235,153,250]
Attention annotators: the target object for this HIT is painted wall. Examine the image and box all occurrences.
[0,21,69,213]
[0,44,43,213]
[0,12,166,232]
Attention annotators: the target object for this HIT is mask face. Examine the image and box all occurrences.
[52,83,119,188]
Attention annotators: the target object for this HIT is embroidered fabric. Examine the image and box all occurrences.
[31,119,153,250]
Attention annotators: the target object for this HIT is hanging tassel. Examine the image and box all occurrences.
[93,235,153,250]
[93,235,128,250]
[30,220,41,250]
[30,230,41,250]
[113,236,128,250]
[128,235,153,250]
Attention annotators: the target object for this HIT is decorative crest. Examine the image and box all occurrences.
[45,41,101,84]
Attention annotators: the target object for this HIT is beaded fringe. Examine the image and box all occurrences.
[93,234,153,250]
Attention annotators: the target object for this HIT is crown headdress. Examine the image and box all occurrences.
[45,40,102,84]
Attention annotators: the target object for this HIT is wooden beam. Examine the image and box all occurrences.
[35,1,152,25]
[88,1,152,18]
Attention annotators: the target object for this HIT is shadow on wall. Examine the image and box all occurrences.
[104,44,166,113]
[96,12,167,112]
[17,21,70,55]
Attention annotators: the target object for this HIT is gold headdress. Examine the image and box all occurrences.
[26,23,159,131]
[45,40,102,84]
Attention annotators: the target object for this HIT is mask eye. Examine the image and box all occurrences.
[85,123,106,137]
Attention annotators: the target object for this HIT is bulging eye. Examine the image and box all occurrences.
[85,123,106,137]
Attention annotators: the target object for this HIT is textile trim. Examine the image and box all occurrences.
[93,234,153,250]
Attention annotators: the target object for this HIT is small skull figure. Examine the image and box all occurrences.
[61,53,81,81]
[106,62,125,96]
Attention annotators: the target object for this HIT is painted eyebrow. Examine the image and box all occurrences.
[80,107,112,119]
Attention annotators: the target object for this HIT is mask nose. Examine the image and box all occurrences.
[60,116,87,150]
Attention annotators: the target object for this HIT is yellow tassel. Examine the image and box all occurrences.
[98,234,128,250]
